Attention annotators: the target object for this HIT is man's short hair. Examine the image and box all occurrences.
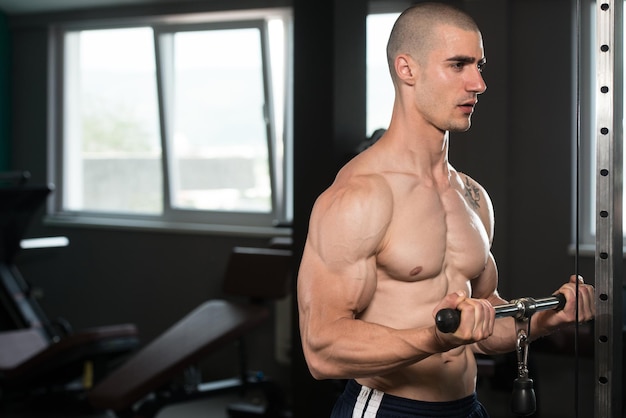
[386,2,480,79]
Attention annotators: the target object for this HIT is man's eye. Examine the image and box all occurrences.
[477,62,486,73]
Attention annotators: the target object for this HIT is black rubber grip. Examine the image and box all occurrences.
[554,292,566,310]
[435,308,460,333]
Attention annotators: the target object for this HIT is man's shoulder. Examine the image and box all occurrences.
[313,167,393,221]
[453,170,486,194]
[454,170,495,239]
[328,165,393,201]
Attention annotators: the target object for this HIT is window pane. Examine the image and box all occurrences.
[366,13,399,137]
[63,27,162,214]
[167,28,271,213]
[53,10,293,231]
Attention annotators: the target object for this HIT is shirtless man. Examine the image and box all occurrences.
[296,3,595,417]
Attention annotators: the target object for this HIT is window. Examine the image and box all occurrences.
[49,9,292,234]
[366,12,400,137]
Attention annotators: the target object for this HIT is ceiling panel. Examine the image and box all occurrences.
[0,0,162,15]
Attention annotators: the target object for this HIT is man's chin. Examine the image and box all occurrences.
[449,121,472,133]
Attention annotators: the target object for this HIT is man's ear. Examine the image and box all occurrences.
[395,54,417,85]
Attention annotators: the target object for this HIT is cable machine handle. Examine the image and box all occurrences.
[435,293,566,333]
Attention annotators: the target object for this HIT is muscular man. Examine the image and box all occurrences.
[297,3,595,417]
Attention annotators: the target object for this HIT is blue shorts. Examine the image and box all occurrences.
[330,380,490,418]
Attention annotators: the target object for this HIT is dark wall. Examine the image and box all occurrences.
[4,0,611,416]
[0,11,8,171]
[506,0,595,295]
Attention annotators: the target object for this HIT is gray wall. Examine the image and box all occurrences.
[4,0,610,416]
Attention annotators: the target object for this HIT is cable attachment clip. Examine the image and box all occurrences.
[511,319,536,416]
[515,323,530,379]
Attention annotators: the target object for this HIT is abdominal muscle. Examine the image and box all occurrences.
[352,246,485,402]
[356,346,478,402]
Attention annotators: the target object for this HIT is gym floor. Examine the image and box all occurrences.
[2,391,252,417]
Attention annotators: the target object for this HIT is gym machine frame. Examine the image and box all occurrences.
[594,1,623,417]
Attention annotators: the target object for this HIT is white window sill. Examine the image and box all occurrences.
[44,214,292,238]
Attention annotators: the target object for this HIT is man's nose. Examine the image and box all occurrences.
[469,70,487,94]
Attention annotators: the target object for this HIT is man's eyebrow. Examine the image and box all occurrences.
[445,55,482,64]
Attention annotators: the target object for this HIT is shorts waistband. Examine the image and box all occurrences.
[344,380,482,418]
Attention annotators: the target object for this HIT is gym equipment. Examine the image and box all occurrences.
[0,173,140,403]
[593,2,623,416]
[87,245,293,418]
[436,294,566,417]
[435,294,565,334]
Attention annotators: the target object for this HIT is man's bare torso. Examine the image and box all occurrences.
[348,143,492,401]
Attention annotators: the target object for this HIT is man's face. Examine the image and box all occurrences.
[414,24,487,133]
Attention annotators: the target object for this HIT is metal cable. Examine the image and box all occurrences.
[574,0,582,417]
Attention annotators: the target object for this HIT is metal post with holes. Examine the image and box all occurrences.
[594,1,623,417]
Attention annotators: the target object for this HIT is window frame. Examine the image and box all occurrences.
[46,8,293,237]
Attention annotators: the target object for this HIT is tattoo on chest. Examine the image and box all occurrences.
[464,177,481,209]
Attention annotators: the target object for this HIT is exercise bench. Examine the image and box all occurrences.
[0,177,140,405]
[88,245,293,418]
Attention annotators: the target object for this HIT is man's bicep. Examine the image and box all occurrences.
[299,237,378,318]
